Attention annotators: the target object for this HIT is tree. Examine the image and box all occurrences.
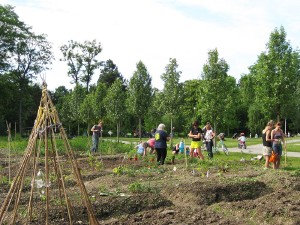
[127,61,152,139]
[160,58,182,146]
[98,59,125,89]
[92,82,107,122]
[103,79,127,142]
[68,85,86,136]
[60,39,102,92]
[80,40,102,92]
[0,5,28,72]
[60,40,83,86]
[249,26,300,126]
[80,92,96,135]
[201,48,231,139]
[9,32,54,134]
[1,5,53,134]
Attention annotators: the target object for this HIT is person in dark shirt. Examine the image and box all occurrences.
[188,121,204,160]
[154,123,170,165]
[91,120,103,152]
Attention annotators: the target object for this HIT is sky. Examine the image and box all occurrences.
[2,0,300,91]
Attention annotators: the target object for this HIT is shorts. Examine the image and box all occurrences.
[273,144,282,156]
[190,141,201,149]
[262,146,272,156]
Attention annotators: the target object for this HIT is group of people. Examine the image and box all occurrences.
[262,120,285,169]
[90,119,286,169]
[134,120,217,165]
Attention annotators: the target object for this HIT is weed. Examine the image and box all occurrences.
[0,175,9,184]
[112,165,127,176]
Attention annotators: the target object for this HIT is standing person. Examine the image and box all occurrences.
[91,120,103,153]
[154,124,170,165]
[271,122,285,169]
[262,120,275,169]
[204,123,215,159]
[188,121,204,160]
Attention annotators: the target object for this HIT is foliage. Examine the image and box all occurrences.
[127,61,152,139]
[200,48,236,138]
[60,39,102,92]
[103,79,127,142]
[247,26,300,127]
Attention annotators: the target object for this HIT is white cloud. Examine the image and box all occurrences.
[3,0,300,90]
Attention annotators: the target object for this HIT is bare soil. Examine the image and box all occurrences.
[0,150,300,225]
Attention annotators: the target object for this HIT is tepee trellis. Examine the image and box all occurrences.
[0,82,99,224]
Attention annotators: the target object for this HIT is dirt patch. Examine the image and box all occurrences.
[0,151,299,225]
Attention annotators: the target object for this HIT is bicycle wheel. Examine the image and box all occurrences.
[222,145,229,156]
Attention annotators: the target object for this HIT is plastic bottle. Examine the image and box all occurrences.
[36,169,45,188]
[36,169,45,198]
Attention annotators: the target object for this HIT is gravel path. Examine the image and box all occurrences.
[228,139,300,157]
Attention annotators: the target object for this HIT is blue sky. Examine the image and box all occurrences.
[2,0,300,91]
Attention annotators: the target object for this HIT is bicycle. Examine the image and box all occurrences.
[212,134,229,155]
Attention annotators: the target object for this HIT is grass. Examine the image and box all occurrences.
[1,135,300,172]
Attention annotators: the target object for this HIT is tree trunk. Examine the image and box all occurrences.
[139,117,142,140]
[19,97,23,135]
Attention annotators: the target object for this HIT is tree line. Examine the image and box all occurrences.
[1,4,300,139]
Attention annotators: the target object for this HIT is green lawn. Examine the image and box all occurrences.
[1,135,299,171]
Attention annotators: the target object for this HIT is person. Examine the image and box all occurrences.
[171,143,180,164]
[204,123,215,159]
[238,132,247,149]
[262,120,275,169]
[179,139,185,154]
[185,146,190,155]
[271,122,285,169]
[90,120,103,152]
[135,141,148,157]
[147,138,155,154]
[188,121,204,160]
[150,128,156,138]
[154,123,170,165]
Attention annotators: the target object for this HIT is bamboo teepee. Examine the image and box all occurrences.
[0,82,99,224]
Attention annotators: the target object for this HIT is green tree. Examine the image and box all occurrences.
[92,82,107,122]
[80,93,96,135]
[69,85,86,136]
[10,33,53,134]
[127,61,152,139]
[201,48,231,138]
[103,79,127,142]
[98,59,125,89]
[60,40,83,86]
[0,5,28,72]
[60,39,102,92]
[80,40,102,92]
[249,26,300,127]
[160,58,182,146]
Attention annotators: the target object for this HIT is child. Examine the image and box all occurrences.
[171,143,180,164]
[185,146,190,155]
[238,132,247,149]
[135,141,147,157]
